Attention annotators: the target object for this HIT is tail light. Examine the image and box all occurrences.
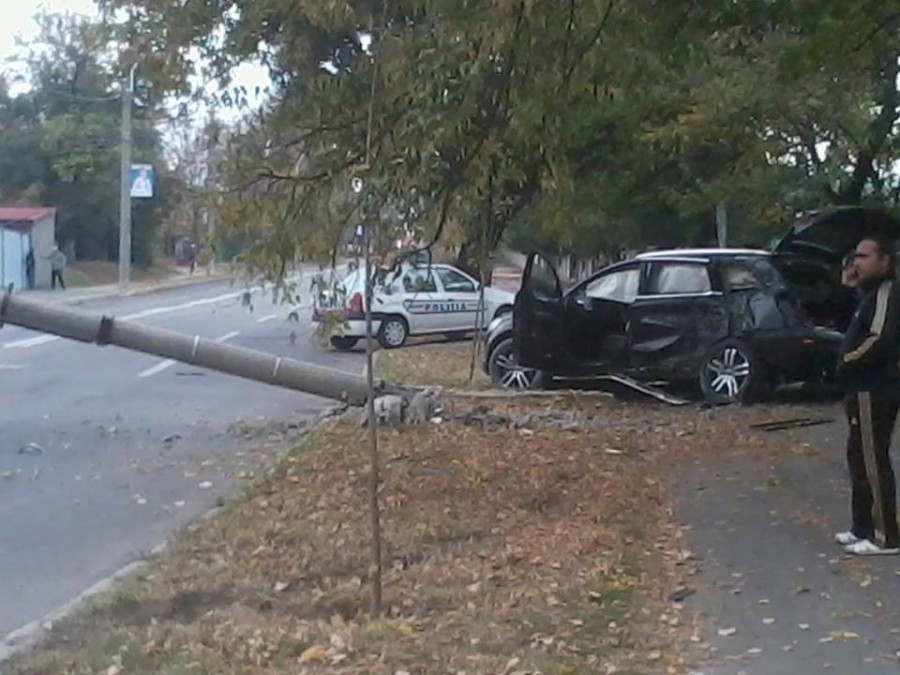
[348,292,364,319]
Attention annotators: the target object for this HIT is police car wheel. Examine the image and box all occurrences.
[377,317,408,349]
[330,336,358,351]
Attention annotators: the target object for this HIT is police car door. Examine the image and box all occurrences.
[400,267,442,334]
[434,266,481,331]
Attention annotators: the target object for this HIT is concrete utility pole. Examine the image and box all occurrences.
[119,63,138,291]
[0,291,381,405]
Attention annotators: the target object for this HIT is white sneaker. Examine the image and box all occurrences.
[835,531,861,546]
[844,540,900,556]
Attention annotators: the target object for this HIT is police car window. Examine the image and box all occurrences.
[403,269,437,293]
[436,268,476,293]
[584,268,640,303]
[646,263,710,295]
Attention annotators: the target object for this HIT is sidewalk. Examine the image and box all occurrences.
[14,267,237,306]
[677,406,900,673]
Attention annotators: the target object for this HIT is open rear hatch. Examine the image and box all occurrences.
[771,206,900,329]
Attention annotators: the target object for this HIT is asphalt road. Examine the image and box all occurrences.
[0,271,365,640]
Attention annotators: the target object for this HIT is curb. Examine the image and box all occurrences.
[25,272,237,307]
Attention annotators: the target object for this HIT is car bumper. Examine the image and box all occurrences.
[312,311,384,338]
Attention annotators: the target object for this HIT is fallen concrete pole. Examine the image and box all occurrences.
[0,290,380,405]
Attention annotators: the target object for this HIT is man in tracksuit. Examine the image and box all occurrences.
[835,234,900,556]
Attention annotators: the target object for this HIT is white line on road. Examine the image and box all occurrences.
[0,363,26,370]
[257,314,279,324]
[137,331,240,379]
[0,266,339,351]
[137,359,176,379]
[2,335,58,349]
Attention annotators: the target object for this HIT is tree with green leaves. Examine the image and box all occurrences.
[0,13,173,265]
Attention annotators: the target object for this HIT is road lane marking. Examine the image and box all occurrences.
[137,331,240,378]
[0,363,26,370]
[215,331,241,343]
[257,314,279,323]
[0,267,338,350]
[138,359,176,378]
[3,335,59,349]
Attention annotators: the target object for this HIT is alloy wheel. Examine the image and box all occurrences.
[493,346,539,389]
[705,346,752,400]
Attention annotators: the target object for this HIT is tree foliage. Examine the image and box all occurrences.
[95,0,900,268]
[0,13,172,264]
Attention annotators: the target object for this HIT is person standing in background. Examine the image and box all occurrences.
[45,245,67,290]
[24,248,35,290]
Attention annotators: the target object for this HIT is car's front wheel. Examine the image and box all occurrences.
[488,337,545,390]
[699,339,764,405]
[377,316,409,349]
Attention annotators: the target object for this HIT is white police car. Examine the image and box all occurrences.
[312,263,516,349]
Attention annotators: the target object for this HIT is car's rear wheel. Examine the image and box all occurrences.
[377,316,409,349]
[488,337,545,390]
[699,339,764,405]
[330,336,358,351]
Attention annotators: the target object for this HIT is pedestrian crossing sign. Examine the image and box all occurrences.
[131,164,155,198]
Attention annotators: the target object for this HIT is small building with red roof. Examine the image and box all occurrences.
[0,207,57,289]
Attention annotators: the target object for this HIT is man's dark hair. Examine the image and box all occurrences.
[861,233,896,261]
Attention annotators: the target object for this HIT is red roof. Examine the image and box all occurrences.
[0,207,56,224]
[0,207,56,232]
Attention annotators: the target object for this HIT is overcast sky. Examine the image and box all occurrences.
[0,0,269,125]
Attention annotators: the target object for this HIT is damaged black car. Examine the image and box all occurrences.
[484,206,900,405]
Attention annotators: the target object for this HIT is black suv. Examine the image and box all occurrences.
[484,206,900,404]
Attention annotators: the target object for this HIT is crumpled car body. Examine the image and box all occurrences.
[484,206,900,404]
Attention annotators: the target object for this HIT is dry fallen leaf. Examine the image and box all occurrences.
[298,645,328,663]
[830,630,860,640]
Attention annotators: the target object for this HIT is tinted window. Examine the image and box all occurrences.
[646,263,710,295]
[436,267,476,293]
[584,268,640,304]
[403,269,437,293]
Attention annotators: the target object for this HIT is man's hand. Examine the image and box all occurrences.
[842,262,860,289]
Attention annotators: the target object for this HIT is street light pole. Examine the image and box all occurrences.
[118,62,138,291]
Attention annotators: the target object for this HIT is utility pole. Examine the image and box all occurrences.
[118,63,138,291]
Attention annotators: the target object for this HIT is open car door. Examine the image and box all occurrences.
[514,253,564,370]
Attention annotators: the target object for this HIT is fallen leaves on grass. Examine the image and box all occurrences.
[4,387,824,675]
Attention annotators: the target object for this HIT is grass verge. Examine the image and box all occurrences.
[375,338,490,389]
[4,343,829,675]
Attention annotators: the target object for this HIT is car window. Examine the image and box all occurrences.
[402,268,437,293]
[646,263,710,295]
[584,267,640,303]
[722,264,763,291]
[436,267,476,293]
[526,256,561,300]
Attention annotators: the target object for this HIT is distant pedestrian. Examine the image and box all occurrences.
[188,242,197,275]
[24,248,35,289]
[45,246,67,290]
[835,234,900,556]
